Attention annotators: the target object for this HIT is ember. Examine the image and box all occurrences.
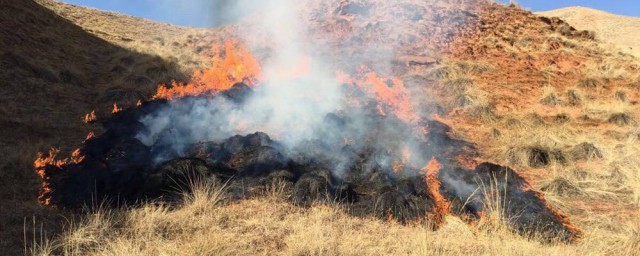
[83,110,96,123]
[112,102,122,113]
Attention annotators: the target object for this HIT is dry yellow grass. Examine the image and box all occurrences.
[538,7,640,58]
[27,179,640,256]
[5,1,640,255]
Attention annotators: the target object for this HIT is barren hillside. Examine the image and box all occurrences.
[539,6,640,57]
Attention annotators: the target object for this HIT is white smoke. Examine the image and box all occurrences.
[136,0,440,177]
[137,0,346,161]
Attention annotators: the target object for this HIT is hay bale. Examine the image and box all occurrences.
[292,173,331,206]
[373,190,427,222]
[145,158,217,195]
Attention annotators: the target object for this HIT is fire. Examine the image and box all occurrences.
[83,110,96,123]
[154,40,261,100]
[112,102,122,113]
[85,131,95,141]
[392,147,412,173]
[136,100,142,107]
[34,148,84,176]
[337,66,416,122]
[422,157,451,228]
[35,148,64,173]
[35,148,85,205]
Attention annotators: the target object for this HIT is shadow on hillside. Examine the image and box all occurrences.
[0,1,189,254]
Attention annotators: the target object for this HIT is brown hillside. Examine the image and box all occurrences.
[2,0,640,255]
[539,6,640,58]
[0,0,207,253]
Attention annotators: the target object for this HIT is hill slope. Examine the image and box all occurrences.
[2,0,640,255]
[539,6,640,57]
[0,0,206,253]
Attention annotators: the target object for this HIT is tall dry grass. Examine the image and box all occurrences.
[27,177,640,256]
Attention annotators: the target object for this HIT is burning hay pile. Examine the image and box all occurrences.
[35,0,581,244]
[36,80,580,242]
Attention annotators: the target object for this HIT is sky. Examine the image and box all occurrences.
[60,0,640,27]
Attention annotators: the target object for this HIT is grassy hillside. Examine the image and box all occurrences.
[0,0,204,253]
[29,181,638,255]
[539,7,640,58]
[2,0,640,255]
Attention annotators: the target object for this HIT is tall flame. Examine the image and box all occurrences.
[422,157,451,228]
[154,40,261,100]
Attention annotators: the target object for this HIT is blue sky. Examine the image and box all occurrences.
[61,0,640,27]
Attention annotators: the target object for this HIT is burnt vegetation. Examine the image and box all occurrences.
[37,83,579,242]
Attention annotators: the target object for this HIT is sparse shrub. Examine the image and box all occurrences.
[455,87,486,108]
[579,64,628,88]
[467,92,497,121]
[455,93,475,107]
[444,77,475,94]
[515,38,533,49]
[554,113,571,124]
[491,128,501,138]
[507,146,566,168]
[541,85,562,106]
[429,61,491,80]
[524,113,547,126]
[629,75,640,88]
[577,78,601,88]
[504,117,525,129]
[614,90,628,102]
[541,177,582,197]
[608,112,635,126]
[571,142,603,161]
[566,88,583,106]
[472,102,497,122]
[494,126,570,168]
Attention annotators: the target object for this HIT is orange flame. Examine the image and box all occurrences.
[35,148,84,176]
[337,66,416,122]
[35,148,85,206]
[136,100,142,107]
[422,157,451,228]
[154,40,261,100]
[112,102,122,113]
[83,110,96,123]
[85,131,95,141]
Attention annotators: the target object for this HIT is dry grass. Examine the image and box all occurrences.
[541,85,563,106]
[5,1,640,255]
[27,179,640,256]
